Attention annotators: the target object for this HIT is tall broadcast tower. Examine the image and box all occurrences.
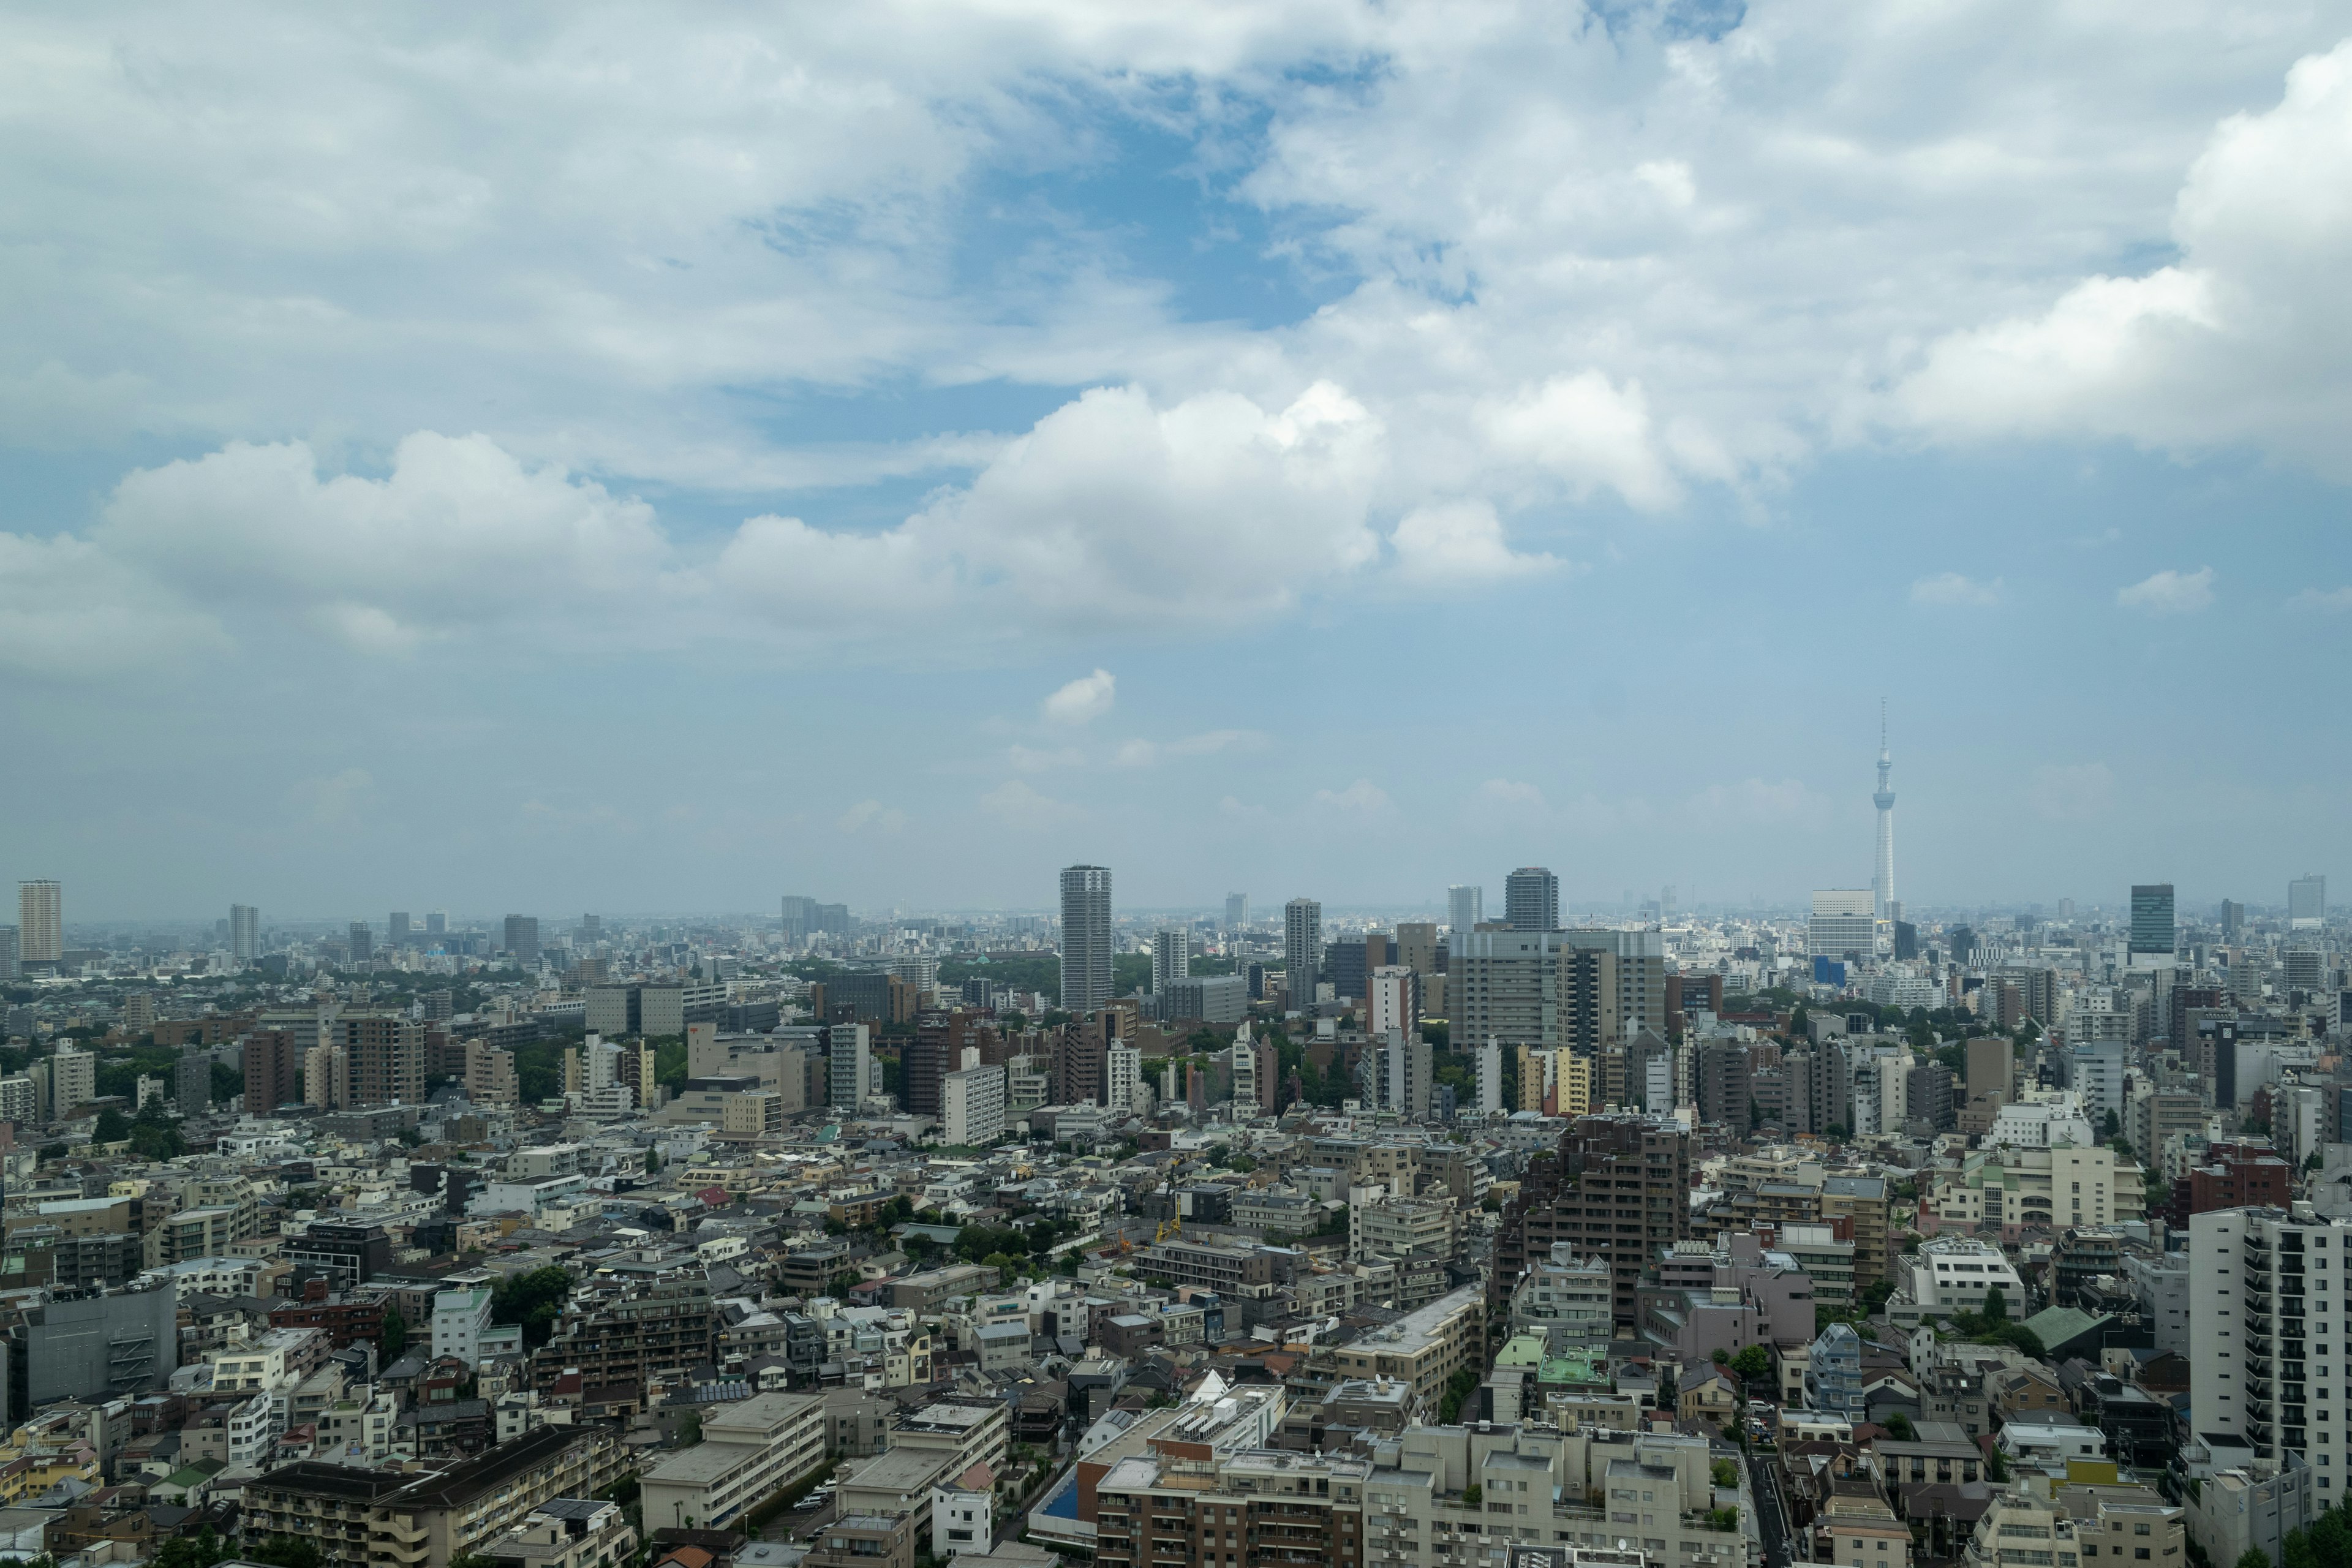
[1872,703,1897,921]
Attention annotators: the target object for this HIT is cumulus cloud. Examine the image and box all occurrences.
[1311,779,1392,817]
[1910,572,2003,607]
[2291,586,2352,612]
[1390,500,1562,587]
[2117,566,2214,614]
[980,778,1078,829]
[1899,39,2352,473]
[1042,669,1117,726]
[289,767,375,826]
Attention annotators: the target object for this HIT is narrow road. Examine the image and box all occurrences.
[1746,1449,1795,1568]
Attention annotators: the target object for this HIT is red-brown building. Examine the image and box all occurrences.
[2189,1141,2293,1215]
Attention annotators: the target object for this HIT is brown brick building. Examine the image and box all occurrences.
[1491,1112,1692,1332]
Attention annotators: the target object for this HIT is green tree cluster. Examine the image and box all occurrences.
[492,1266,573,1349]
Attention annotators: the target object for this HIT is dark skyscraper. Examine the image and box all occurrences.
[2130,884,2176,960]
[347,921,372,967]
[1058,865,1113,1017]
[503,914,541,967]
[1504,867,1559,932]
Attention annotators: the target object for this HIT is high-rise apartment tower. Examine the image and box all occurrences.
[1284,898,1322,1011]
[1058,865,1114,1017]
[1504,867,1559,932]
[17,881,61,965]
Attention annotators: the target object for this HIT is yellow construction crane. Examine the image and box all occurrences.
[1153,1215,1183,1244]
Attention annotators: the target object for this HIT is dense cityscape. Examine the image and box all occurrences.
[12,9,2352,1568]
[0,734,2341,1568]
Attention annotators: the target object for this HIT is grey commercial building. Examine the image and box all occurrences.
[15,1282,179,1415]
[1059,866,1114,1017]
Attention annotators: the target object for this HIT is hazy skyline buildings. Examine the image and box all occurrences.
[230,903,259,962]
[2130,884,2177,963]
[1504,867,1560,932]
[1448,885,1483,934]
[1284,897,1322,1009]
[1058,864,1113,1017]
[17,880,60,965]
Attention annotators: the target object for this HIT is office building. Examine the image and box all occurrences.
[425,910,447,935]
[1058,865,1114,1017]
[781,895,816,940]
[1224,893,1248,932]
[0,927,15,984]
[1476,1041,1503,1113]
[1325,938,1369,1004]
[26,1283,179,1405]
[2291,876,2328,929]
[1447,884,1483,933]
[1150,928,1188,995]
[2190,1207,2352,1498]
[503,914,541,967]
[1164,974,1248,1024]
[347,921,372,967]
[175,1050,209,1118]
[1809,890,1876,961]
[1232,1027,1278,1115]
[1505,867,1559,932]
[1284,897,1322,1009]
[304,1045,351,1111]
[1396,921,1439,975]
[230,904,260,962]
[2130,884,2175,964]
[17,881,61,966]
[1449,928,1665,1050]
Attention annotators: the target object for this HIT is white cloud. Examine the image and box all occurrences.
[1390,500,1562,587]
[2292,586,2352,612]
[837,799,907,834]
[1910,571,2003,607]
[1476,778,1548,810]
[1042,669,1117,726]
[1478,375,1681,511]
[1899,39,2352,473]
[980,778,1078,829]
[0,529,227,677]
[1113,730,1260,767]
[1311,779,1392,817]
[2028,762,2116,822]
[2117,566,2214,614]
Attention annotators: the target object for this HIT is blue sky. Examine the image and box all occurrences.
[6,1,2352,922]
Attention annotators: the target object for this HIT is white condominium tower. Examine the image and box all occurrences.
[1058,864,1114,1017]
[2190,1204,2352,1501]
[17,880,61,965]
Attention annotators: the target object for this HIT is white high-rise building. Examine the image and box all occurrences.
[1367,965,1416,1039]
[2191,1205,2352,1499]
[1872,714,1898,921]
[1447,885,1483,933]
[230,904,260,962]
[943,1064,1008,1146]
[2291,875,2328,929]
[1058,865,1114,1017]
[1105,1042,1142,1113]
[1476,1041,1504,1114]
[829,1023,873,1111]
[1283,898,1322,1012]
[17,881,61,966]
[1809,890,1877,961]
[49,1041,95,1118]
[1150,928,1189,995]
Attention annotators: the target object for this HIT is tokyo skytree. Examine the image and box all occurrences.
[1873,704,1897,921]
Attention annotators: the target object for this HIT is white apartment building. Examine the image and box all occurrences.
[1810,891,1877,960]
[432,1285,496,1365]
[2191,1205,2352,1501]
[640,1392,829,1533]
[1986,1091,2097,1149]
[1106,1044,1142,1114]
[1931,1145,2141,1240]
[942,1065,1007,1147]
[1891,1237,2027,1325]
